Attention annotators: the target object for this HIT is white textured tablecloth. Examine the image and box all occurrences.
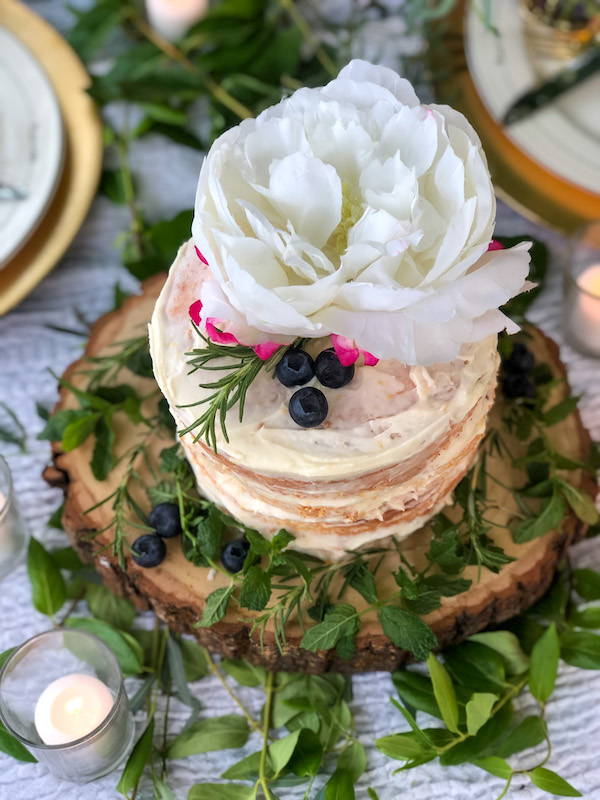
[1,3,600,798]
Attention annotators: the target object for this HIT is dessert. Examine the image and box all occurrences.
[149,59,531,560]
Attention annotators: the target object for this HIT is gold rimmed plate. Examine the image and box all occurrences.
[0,0,103,316]
[436,0,600,233]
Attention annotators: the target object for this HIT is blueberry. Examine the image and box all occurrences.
[501,373,536,399]
[315,349,355,389]
[289,387,328,428]
[502,342,535,375]
[221,539,250,573]
[132,534,166,568]
[148,502,181,538]
[275,349,315,387]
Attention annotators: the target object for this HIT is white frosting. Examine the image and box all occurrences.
[149,241,499,483]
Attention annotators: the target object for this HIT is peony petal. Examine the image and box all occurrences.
[331,334,360,366]
[205,319,240,345]
[253,341,281,360]
[189,299,203,326]
[194,246,209,265]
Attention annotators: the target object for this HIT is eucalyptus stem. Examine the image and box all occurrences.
[207,655,264,736]
[259,672,276,800]
[131,16,254,119]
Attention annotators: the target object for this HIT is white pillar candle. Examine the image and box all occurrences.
[145,0,209,41]
[34,674,114,746]
[569,264,600,355]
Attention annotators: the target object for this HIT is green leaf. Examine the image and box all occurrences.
[378,607,437,660]
[86,582,136,630]
[404,575,471,615]
[138,102,187,125]
[196,584,234,627]
[426,654,459,733]
[367,790,380,800]
[0,403,26,451]
[271,528,295,552]
[51,545,84,571]
[287,729,323,777]
[542,396,580,426]
[65,618,142,676]
[392,671,442,719]
[117,718,154,795]
[495,715,547,758]
[91,416,116,480]
[325,768,355,800]
[529,623,559,703]
[337,740,367,782]
[569,606,600,629]
[166,636,202,712]
[187,785,254,800]
[239,565,271,611]
[38,409,91,442]
[27,538,66,617]
[179,639,209,682]
[168,714,249,759]
[48,502,65,531]
[153,775,177,800]
[221,659,267,687]
[465,693,497,736]
[560,629,600,669]
[439,702,513,766]
[220,751,262,780]
[68,0,127,60]
[301,606,357,652]
[100,169,127,204]
[513,491,566,543]
[268,730,301,775]
[375,732,433,762]
[559,482,599,525]
[529,767,582,797]
[0,720,36,762]
[471,756,512,779]
[444,642,507,693]
[343,560,377,604]
[572,568,600,601]
[469,631,530,675]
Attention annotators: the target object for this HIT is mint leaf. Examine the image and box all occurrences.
[301,606,357,652]
[196,585,234,627]
[37,409,90,442]
[378,607,437,660]
[513,490,565,543]
[91,416,116,480]
[239,565,271,611]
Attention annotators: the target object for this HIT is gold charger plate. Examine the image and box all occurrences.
[0,0,103,316]
[435,0,600,234]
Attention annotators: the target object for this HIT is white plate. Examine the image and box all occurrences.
[0,28,65,268]
[465,0,600,197]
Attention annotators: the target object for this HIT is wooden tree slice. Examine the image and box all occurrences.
[44,274,597,673]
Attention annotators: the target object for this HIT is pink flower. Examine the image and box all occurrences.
[189,300,203,326]
[487,239,504,251]
[253,341,281,361]
[331,334,379,367]
[205,318,240,345]
[195,246,209,265]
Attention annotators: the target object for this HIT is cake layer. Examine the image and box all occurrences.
[149,240,499,558]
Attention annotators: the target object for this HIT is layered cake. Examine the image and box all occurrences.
[149,60,531,560]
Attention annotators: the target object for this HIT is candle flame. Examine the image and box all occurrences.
[65,697,84,715]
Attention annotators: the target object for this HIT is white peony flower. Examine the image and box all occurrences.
[191,59,531,365]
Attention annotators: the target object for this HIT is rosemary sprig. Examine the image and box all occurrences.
[180,328,304,451]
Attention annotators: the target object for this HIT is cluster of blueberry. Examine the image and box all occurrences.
[275,348,355,428]
[131,502,250,573]
[500,341,537,399]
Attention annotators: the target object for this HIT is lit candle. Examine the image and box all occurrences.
[569,264,600,355]
[145,0,209,41]
[34,674,114,746]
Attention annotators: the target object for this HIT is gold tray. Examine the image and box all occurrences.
[436,0,600,233]
[0,0,103,316]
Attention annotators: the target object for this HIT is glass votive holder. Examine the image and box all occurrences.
[563,221,600,358]
[0,629,135,783]
[0,454,29,580]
